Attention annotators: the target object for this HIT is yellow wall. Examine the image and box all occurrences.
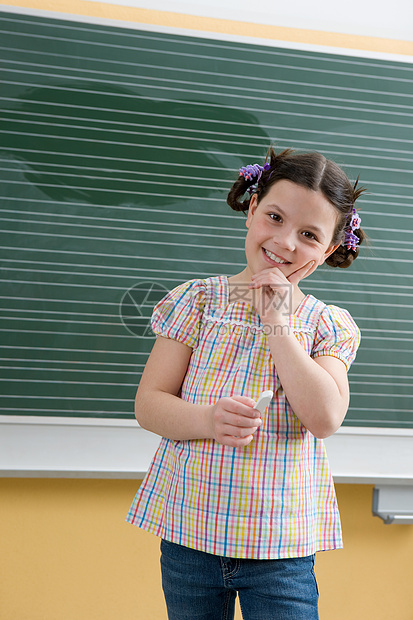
[1,479,413,619]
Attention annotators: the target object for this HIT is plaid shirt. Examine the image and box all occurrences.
[127,276,360,559]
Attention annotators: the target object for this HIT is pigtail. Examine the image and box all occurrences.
[226,174,255,214]
[326,225,366,268]
[326,177,367,269]
[226,148,294,214]
[326,242,358,268]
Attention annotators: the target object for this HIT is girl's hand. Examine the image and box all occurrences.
[249,261,314,324]
[209,395,262,448]
[287,260,316,287]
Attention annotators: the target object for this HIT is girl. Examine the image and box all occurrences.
[127,148,365,619]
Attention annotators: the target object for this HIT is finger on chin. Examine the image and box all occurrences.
[288,261,315,284]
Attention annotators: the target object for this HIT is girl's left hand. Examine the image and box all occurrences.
[249,261,314,324]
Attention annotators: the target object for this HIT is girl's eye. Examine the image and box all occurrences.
[270,213,282,222]
[302,231,317,241]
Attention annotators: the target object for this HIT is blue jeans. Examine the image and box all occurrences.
[160,539,319,620]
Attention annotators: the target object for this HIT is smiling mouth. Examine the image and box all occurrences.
[263,248,290,264]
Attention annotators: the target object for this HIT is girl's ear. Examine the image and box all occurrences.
[319,243,340,265]
[246,194,258,229]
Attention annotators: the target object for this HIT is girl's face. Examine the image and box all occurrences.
[244,180,340,283]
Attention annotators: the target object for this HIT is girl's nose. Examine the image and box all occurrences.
[276,229,295,252]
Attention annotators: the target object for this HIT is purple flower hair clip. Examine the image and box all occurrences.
[239,162,271,188]
[344,207,362,251]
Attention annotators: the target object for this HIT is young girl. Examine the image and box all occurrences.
[127,147,365,619]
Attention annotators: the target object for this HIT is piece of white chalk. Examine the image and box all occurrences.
[254,390,273,415]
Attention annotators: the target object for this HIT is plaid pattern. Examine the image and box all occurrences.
[127,276,360,559]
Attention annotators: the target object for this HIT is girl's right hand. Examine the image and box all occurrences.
[209,395,262,448]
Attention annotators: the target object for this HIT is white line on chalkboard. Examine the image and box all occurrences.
[2,59,412,115]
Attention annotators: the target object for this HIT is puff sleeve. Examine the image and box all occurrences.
[311,304,361,371]
[151,279,207,349]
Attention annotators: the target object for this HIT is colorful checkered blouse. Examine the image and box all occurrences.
[127,276,360,559]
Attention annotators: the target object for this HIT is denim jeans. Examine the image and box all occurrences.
[160,539,319,620]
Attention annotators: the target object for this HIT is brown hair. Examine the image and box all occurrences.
[227,147,366,268]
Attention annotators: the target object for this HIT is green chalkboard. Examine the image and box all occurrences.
[0,10,412,427]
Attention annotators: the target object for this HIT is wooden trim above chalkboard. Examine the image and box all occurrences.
[1,2,413,58]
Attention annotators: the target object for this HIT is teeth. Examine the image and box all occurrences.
[264,249,288,264]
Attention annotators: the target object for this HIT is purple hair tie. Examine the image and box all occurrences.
[239,162,271,185]
[344,207,361,251]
